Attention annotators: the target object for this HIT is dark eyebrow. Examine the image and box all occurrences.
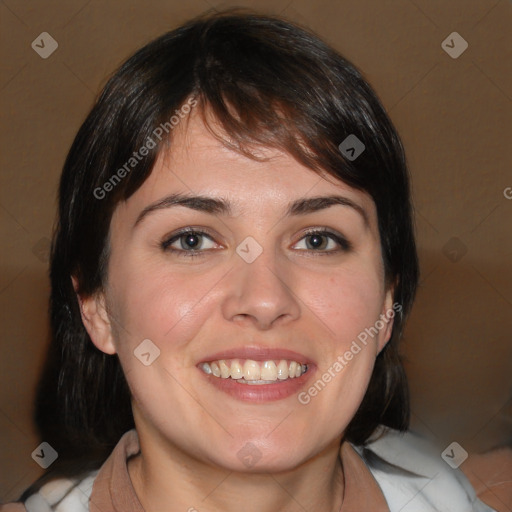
[133,193,368,228]
[287,195,369,227]
[134,194,232,228]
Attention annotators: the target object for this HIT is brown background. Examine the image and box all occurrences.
[1,0,511,507]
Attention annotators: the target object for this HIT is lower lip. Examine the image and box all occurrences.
[198,366,316,402]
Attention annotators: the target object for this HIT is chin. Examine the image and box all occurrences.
[212,452,308,474]
[206,436,314,474]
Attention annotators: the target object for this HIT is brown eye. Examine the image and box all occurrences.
[293,230,351,253]
[161,229,218,257]
[179,233,203,250]
[305,233,329,250]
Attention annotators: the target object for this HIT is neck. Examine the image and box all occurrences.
[128,427,345,512]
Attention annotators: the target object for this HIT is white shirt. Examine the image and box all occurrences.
[357,427,496,511]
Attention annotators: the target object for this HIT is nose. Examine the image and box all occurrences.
[221,249,301,330]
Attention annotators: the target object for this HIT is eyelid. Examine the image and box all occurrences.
[161,226,352,257]
[292,227,352,252]
[161,227,222,253]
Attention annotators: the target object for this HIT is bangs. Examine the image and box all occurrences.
[114,13,386,205]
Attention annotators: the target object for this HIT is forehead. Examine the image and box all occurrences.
[117,111,377,225]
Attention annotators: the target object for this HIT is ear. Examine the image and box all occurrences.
[71,276,116,355]
[377,286,397,353]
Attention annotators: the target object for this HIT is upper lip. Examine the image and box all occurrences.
[198,346,314,365]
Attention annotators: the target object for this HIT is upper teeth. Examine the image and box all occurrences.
[200,359,308,382]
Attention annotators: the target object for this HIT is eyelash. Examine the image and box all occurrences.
[161,227,352,259]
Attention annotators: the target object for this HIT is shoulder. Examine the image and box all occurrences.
[2,471,99,512]
[5,429,138,512]
[353,427,496,512]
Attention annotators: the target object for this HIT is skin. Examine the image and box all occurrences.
[76,109,395,512]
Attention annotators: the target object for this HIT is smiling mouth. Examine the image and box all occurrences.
[200,359,309,384]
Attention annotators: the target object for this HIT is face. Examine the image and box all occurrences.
[80,110,395,473]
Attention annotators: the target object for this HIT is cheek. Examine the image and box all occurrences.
[106,261,223,413]
[304,265,385,344]
[107,255,225,355]
[297,267,384,430]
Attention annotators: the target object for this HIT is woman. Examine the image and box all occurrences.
[4,10,494,512]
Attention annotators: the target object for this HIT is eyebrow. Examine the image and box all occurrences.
[133,193,369,228]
